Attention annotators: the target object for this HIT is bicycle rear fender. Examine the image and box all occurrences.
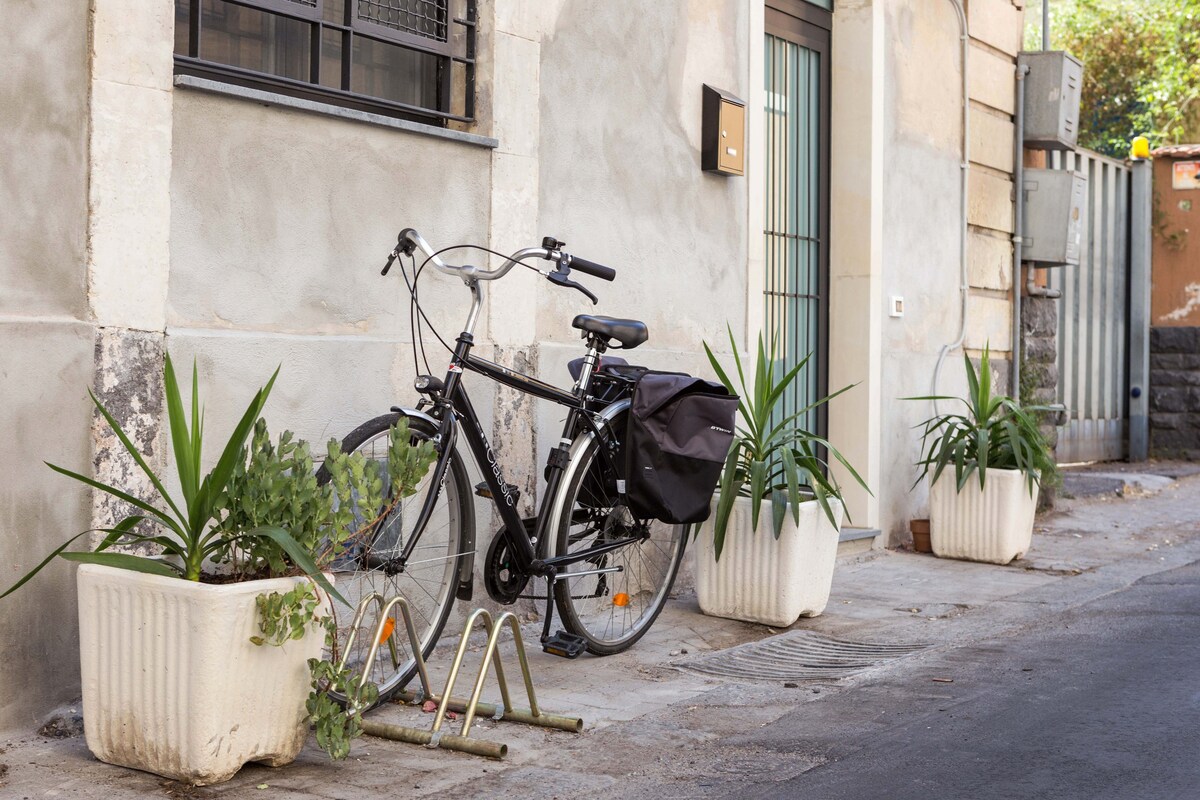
[390,405,476,601]
[545,398,631,553]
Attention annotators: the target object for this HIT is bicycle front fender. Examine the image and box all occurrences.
[391,405,475,599]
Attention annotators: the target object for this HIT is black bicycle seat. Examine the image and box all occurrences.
[572,315,648,349]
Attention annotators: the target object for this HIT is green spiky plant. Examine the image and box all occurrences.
[909,346,1057,495]
[703,327,869,560]
[0,354,348,601]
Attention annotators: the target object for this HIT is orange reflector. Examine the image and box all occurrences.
[612,593,630,607]
[378,617,396,644]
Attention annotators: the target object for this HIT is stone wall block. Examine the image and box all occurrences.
[1024,335,1057,364]
[1150,386,1190,413]
[1022,296,1058,337]
[91,329,166,540]
[1150,326,1200,353]
[1150,352,1184,370]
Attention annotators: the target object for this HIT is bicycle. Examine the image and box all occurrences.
[320,228,687,705]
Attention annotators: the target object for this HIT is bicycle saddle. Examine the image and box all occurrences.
[572,315,648,349]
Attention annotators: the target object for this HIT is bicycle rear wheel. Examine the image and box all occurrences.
[552,413,686,655]
[316,412,472,704]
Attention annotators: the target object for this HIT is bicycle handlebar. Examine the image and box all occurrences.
[563,254,616,282]
[392,228,617,284]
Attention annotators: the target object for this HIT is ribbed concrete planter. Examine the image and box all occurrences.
[77,564,327,785]
[695,497,844,626]
[929,468,1039,564]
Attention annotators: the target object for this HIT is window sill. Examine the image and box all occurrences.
[174,75,498,149]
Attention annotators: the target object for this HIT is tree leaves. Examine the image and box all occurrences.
[1039,0,1200,156]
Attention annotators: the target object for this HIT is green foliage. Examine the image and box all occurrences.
[0,355,341,599]
[307,656,378,760]
[243,419,434,761]
[702,327,869,561]
[909,347,1058,495]
[1030,0,1200,156]
[250,582,378,760]
[250,582,322,647]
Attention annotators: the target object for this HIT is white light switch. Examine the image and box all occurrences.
[890,296,905,317]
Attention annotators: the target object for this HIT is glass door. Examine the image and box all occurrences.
[763,3,831,435]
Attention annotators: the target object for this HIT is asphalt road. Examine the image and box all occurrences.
[729,560,1200,800]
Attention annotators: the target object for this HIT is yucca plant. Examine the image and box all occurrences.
[909,346,1056,495]
[703,327,869,560]
[1,354,340,603]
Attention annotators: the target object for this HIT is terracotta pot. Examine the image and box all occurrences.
[910,518,932,553]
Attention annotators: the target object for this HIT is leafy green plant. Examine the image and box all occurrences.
[235,419,434,760]
[250,583,378,760]
[1,355,336,602]
[702,327,869,560]
[909,346,1057,495]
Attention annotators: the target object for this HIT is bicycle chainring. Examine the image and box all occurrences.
[484,528,529,604]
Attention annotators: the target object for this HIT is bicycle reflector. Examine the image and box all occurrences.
[378,617,396,645]
[612,593,630,607]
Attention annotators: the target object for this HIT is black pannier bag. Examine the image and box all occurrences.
[624,372,738,524]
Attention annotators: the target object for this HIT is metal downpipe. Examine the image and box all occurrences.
[931,0,970,411]
[1012,64,1029,399]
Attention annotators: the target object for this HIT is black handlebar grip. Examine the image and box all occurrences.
[568,255,616,282]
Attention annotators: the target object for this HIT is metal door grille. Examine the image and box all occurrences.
[763,16,829,435]
[1047,148,1131,463]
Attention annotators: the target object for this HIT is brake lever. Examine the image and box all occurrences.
[548,269,598,304]
[381,250,397,276]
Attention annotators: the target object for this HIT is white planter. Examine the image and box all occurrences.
[77,564,328,785]
[928,467,1039,564]
[695,496,844,626]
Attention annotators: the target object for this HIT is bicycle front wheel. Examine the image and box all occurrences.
[552,415,686,655]
[317,412,472,704]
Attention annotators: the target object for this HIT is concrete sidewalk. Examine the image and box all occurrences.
[4,466,1200,799]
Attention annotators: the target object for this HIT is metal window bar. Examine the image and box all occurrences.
[174,0,474,125]
[764,32,824,436]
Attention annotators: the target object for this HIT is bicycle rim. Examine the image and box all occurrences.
[553,427,686,654]
[320,413,469,704]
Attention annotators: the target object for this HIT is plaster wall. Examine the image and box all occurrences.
[167,90,494,452]
[535,1,750,357]
[872,0,1024,544]
[1150,156,1200,326]
[0,1,94,732]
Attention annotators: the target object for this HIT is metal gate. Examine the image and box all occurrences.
[1046,148,1132,463]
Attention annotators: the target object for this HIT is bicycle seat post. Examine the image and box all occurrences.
[572,335,607,399]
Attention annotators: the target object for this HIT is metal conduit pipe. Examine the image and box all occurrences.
[931,0,971,410]
[1012,64,1029,399]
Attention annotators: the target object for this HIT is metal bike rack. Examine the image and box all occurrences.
[344,594,584,759]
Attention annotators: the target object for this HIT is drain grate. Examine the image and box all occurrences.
[673,630,929,682]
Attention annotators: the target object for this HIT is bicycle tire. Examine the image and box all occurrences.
[552,411,686,655]
[315,412,472,704]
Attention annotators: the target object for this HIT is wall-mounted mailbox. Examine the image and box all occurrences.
[1023,168,1087,267]
[702,84,745,176]
[1018,50,1084,150]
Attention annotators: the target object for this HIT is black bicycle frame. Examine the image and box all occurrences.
[397,330,637,581]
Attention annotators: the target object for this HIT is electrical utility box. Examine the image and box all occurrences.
[1023,168,1087,267]
[1018,51,1083,150]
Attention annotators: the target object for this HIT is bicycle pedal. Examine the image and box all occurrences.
[542,630,587,659]
[474,481,521,501]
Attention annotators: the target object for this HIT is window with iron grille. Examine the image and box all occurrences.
[174,0,476,126]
